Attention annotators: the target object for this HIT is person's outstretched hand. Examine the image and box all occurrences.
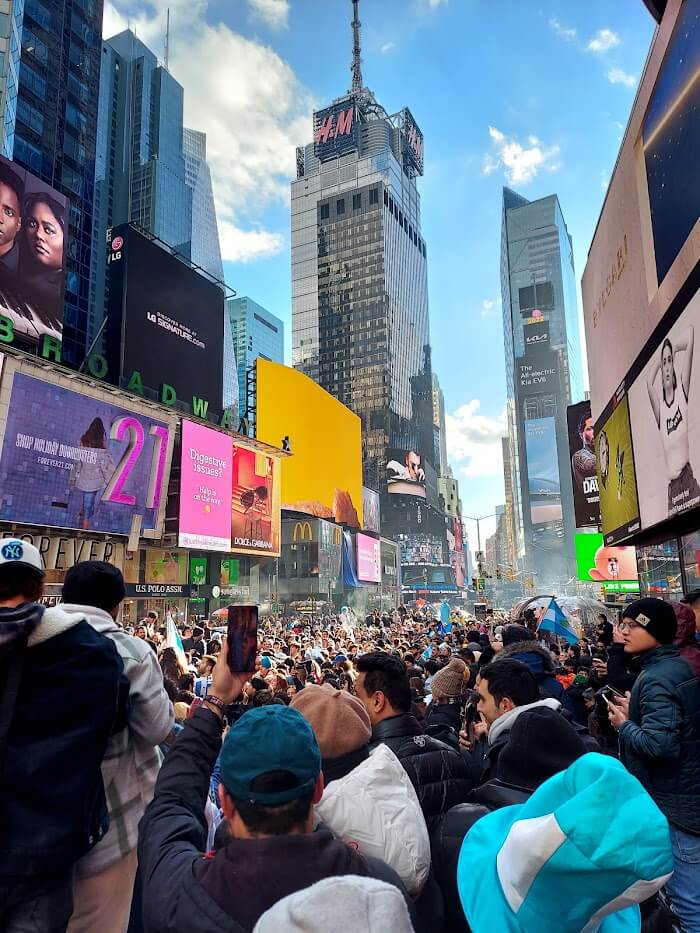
[210,636,252,704]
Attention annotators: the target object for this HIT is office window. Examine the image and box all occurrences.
[369,188,379,205]
[352,192,362,210]
[320,203,329,220]
[336,198,345,215]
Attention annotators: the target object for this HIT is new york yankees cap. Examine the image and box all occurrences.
[0,538,44,575]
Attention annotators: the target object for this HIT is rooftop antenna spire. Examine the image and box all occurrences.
[351,0,363,95]
[164,7,170,70]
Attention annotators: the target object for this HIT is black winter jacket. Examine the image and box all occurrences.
[430,782,531,933]
[139,708,418,933]
[370,713,473,827]
[618,644,700,834]
[0,605,128,877]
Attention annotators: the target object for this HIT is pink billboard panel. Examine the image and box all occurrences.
[357,533,381,583]
[178,421,233,551]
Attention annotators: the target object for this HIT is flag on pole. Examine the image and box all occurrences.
[537,598,579,645]
[165,617,188,669]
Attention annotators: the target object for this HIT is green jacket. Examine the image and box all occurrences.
[619,644,700,834]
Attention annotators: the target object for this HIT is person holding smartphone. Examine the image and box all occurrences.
[608,598,700,932]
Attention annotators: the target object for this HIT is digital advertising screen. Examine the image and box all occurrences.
[567,401,601,529]
[0,154,69,344]
[231,441,281,557]
[575,532,639,593]
[145,549,188,585]
[313,100,359,162]
[386,448,427,499]
[108,225,224,416]
[256,359,363,528]
[523,320,550,352]
[524,417,562,526]
[642,0,700,286]
[595,394,641,544]
[0,372,174,536]
[397,532,444,566]
[362,486,381,533]
[628,287,700,532]
[402,107,424,176]
[518,350,559,396]
[356,533,381,583]
[178,420,234,551]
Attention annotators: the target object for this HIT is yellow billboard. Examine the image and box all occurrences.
[256,359,363,528]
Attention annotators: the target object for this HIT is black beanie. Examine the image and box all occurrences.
[502,624,532,647]
[623,597,677,646]
[62,560,126,613]
[497,707,587,791]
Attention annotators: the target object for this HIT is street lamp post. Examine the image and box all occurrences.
[463,513,498,565]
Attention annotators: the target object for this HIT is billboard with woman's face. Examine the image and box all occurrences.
[0,154,68,344]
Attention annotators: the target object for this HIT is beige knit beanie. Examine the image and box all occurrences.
[430,657,467,700]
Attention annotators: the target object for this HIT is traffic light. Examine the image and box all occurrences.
[477,578,485,592]
[496,566,502,580]
[471,576,478,589]
[506,568,515,582]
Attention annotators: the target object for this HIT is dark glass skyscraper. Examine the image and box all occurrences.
[500,187,583,586]
[1,0,104,365]
[291,5,436,565]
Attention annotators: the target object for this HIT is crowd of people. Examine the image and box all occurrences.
[1,537,700,932]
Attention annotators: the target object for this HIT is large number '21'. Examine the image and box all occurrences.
[102,417,170,511]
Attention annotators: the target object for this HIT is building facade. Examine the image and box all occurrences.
[182,127,223,282]
[227,296,284,418]
[500,187,583,587]
[1,0,104,366]
[431,372,448,478]
[90,30,193,346]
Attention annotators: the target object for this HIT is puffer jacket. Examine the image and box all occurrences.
[494,640,574,712]
[619,644,700,834]
[430,782,531,933]
[369,713,474,827]
[315,743,431,895]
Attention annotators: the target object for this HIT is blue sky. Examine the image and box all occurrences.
[104,0,656,545]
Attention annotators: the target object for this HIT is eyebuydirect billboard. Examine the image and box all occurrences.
[0,154,69,345]
[356,533,381,583]
[574,532,639,593]
[313,100,358,162]
[0,372,174,536]
[108,224,224,419]
[628,287,700,532]
[567,401,601,529]
[178,420,234,551]
[524,417,562,526]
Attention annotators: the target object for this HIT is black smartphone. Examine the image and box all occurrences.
[600,685,623,704]
[226,605,258,673]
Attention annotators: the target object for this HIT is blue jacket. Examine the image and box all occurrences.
[0,605,128,877]
[619,644,700,834]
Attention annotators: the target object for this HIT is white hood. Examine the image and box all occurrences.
[60,603,119,635]
[488,697,561,747]
[28,605,87,647]
[314,743,431,896]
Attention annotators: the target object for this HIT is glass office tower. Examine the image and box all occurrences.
[501,187,583,586]
[1,0,104,365]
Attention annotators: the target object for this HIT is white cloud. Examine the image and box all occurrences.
[481,297,500,318]
[600,169,610,193]
[607,67,635,88]
[421,0,448,8]
[103,1,314,263]
[380,41,395,54]
[445,401,507,478]
[482,125,561,186]
[549,18,576,40]
[247,0,289,30]
[586,28,620,53]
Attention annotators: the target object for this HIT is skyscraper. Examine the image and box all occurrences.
[183,128,223,281]
[431,373,448,478]
[291,0,436,559]
[1,0,104,365]
[500,187,583,585]
[227,296,284,418]
[90,30,193,345]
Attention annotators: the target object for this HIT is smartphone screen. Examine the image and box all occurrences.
[226,605,258,673]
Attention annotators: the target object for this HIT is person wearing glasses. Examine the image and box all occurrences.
[608,598,700,932]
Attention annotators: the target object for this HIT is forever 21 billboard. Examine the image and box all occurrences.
[107,225,224,420]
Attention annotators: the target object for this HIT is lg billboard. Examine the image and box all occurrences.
[108,225,224,418]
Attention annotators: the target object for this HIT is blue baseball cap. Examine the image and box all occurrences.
[219,706,321,805]
[260,655,273,669]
